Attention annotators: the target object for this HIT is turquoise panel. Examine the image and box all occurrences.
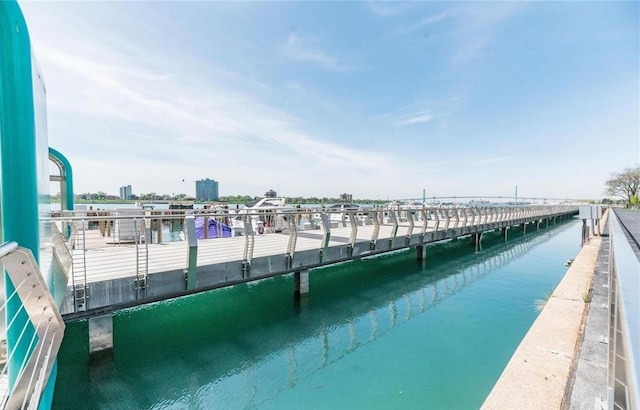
[0,1,40,390]
[0,2,57,408]
[48,148,74,211]
[0,1,39,254]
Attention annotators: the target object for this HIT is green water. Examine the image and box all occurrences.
[53,220,580,409]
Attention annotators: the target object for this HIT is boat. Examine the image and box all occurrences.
[168,201,194,210]
[194,217,233,239]
[404,201,425,209]
[232,197,295,235]
[326,203,373,225]
[327,203,360,211]
[134,201,155,210]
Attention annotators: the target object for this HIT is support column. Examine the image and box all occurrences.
[416,245,426,262]
[89,314,114,358]
[502,227,508,241]
[294,270,309,298]
[474,232,483,253]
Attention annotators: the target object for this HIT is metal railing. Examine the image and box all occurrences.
[48,205,577,316]
[607,210,639,410]
[0,242,65,409]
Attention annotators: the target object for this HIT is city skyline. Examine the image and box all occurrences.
[20,2,639,200]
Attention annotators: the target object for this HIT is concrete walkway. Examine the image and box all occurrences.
[613,208,640,258]
[482,214,608,409]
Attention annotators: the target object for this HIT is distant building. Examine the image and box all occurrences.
[265,189,277,198]
[119,185,132,200]
[196,178,219,201]
[340,193,353,202]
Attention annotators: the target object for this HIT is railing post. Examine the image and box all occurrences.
[389,209,399,248]
[406,209,415,245]
[348,212,357,257]
[184,216,198,290]
[319,213,331,262]
[443,209,451,231]
[419,208,428,241]
[285,213,297,269]
[242,215,254,278]
[370,210,380,251]
[451,209,459,229]
[157,213,163,243]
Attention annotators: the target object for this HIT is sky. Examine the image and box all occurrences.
[18,1,640,201]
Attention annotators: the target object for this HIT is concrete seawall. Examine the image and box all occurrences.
[482,214,607,409]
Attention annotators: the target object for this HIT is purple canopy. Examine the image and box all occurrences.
[194,217,232,239]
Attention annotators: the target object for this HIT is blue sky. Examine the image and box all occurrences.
[19,1,639,200]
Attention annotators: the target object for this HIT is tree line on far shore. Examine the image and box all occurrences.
[66,193,386,205]
[57,166,640,207]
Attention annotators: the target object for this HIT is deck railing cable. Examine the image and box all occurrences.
[48,205,578,316]
[0,241,65,409]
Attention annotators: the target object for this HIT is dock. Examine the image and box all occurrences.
[53,205,578,319]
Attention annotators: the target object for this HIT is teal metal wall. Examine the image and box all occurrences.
[49,147,74,211]
[0,2,57,408]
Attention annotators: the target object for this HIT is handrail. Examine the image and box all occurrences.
[50,205,578,316]
[0,242,65,409]
[607,210,639,410]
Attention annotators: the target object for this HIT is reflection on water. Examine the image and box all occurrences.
[53,220,580,409]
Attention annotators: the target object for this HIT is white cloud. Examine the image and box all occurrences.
[393,3,528,64]
[397,11,452,34]
[283,33,350,72]
[398,111,433,126]
[21,1,626,201]
[30,21,421,197]
[450,3,528,63]
[420,12,451,27]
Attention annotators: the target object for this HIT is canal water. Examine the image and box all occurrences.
[53,219,581,409]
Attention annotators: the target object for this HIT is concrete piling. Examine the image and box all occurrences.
[294,270,309,298]
[89,314,113,357]
[416,245,426,262]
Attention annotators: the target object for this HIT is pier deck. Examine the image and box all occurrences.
[70,224,420,282]
[55,206,578,317]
